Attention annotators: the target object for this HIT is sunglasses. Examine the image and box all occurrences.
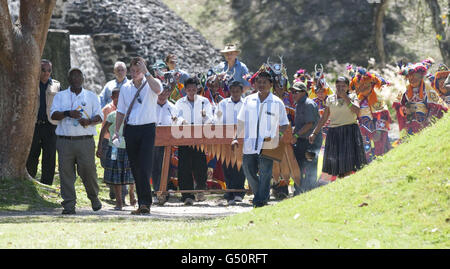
[41,68,52,73]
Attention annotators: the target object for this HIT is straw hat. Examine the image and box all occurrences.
[220,43,241,54]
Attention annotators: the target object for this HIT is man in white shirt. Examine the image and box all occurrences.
[50,67,103,215]
[113,57,164,215]
[152,89,178,197]
[232,71,289,208]
[99,61,128,108]
[174,77,213,205]
[215,81,246,205]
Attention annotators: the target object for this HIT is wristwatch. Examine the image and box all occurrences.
[145,71,151,77]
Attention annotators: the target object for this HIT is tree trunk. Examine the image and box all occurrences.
[374,0,389,65]
[426,0,450,64]
[0,0,56,180]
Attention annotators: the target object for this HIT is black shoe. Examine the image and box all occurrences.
[92,199,102,211]
[253,202,267,208]
[62,209,76,215]
[93,203,102,212]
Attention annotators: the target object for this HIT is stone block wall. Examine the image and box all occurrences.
[8,0,220,93]
[70,35,106,94]
[42,29,71,90]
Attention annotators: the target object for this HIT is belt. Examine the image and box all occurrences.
[125,123,156,127]
[36,120,49,125]
[57,135,93,140]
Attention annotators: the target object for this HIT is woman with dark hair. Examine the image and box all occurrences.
[309,76,367,178]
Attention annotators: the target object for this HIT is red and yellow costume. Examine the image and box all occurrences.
[431,67,450,106]
[309,85,333,136]
[349,67,392,162]
[393,62,447,135]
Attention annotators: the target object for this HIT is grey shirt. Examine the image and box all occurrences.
[294,95,320,139]
[294,95,323,151]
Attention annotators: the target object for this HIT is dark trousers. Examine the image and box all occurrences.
[178,146,207,201]
[222,163,246,201]
[26,122,57,185]
[124,123,155,207]
[293,138,320,195]
[151,146,165,192]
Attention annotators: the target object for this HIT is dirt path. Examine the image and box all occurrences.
[0,195,278,220]
[0,126,400,221]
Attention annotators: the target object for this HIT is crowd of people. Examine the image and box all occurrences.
[28,44,449,215]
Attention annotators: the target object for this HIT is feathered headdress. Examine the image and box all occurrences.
[309,64,333,99]
[398,58,434,76]
[249,57,289,89]
[293,68,313,91]
[398,59,434,100]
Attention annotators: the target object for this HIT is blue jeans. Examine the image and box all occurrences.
[242,154,273,206]
[293,138,320,195]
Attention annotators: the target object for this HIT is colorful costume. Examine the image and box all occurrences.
[349,66,392,162]
[309,84,333,137]
[430,65,450,105]
[393,61,447,135]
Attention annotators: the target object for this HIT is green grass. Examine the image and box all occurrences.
[0,178,60,211]
[0,125,118,211]
[173,114,450,248]
[0,114,449,248]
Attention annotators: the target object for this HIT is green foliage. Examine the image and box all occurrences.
[163,0,446,80]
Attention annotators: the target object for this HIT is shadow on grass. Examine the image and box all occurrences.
[0,177,60,211]
[0,213,223,224]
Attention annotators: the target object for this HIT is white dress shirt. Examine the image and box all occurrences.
[215,97,243,125]
[156,101,178,126]
[117,78,163,125]
[51,88,103,136]
[174,95,213,125]
[237,92,289,155]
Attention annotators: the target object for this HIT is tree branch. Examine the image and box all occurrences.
[426,0,449,63]
[19,0,56,55]
[374,0,389,65]
[0,0,14,67]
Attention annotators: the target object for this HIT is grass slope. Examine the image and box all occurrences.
[0,114,449,248]
[172,114,449,248]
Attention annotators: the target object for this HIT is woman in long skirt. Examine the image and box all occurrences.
[309,76,367,178]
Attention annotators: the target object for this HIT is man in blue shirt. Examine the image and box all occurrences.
[99,61,128,108]
[220,44,251,93]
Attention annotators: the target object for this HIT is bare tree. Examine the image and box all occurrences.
[374,0,390,65]
[0,0,56,180]
[426,0,450,63]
